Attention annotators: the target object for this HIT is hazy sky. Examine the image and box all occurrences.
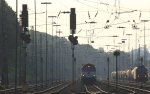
[5,0,150,51]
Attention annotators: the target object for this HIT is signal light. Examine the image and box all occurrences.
[68,35,78,45]
[70,8,76,34]
[20,33,31,43]
[20,27,31,44]
[22,4,28,27]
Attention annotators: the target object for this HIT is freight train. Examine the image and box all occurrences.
[81,63,96,84]
[111,65,148,83]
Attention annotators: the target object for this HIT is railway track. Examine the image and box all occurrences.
[84,84,108,94]
[117,83,150,94]
[0,81,70,94]
[104,81,150,94]
[33,81,71,94]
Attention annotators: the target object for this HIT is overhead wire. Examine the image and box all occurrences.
[18,0,150,44]
[74,0,149,43]
[76,0,150,14]
[74,0,127,28]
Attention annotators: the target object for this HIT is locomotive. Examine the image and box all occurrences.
[81,63,96,84]
[111,65,148,83]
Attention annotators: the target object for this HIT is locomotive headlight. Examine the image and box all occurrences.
[82,75,84,77]
[93,75,96,77]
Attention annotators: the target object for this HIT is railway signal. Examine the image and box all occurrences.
[113,50,120,92]
[20,28,31,43]
[20,4,30,93]
[20,4,31,44]
[68,35,78,45]
[70,8,76,34]
[21,4,28,27]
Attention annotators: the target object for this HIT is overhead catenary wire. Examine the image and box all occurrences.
[7,0,150,48]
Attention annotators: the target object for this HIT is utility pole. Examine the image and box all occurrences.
[138,44,141,65]
[141,20,149,65]
[131,48,133,67]
[48,16,56,85]
[58,30,62,82]
[41,2,51,87]
[34,0,38,90]
[121,38,127,70]
[40,34,43,88]
[68,8,78,92]
[126,34,132,68]
[105,45,110,90]
[20,4,31,93]
[54,25,61,82]
[15,0,18,93]
[30,26,35,84]
[107,57,110,90]
[113,50,120,93]
[133,26,140,66]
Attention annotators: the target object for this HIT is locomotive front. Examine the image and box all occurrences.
[135,65,148,82]
[81,64,96,83]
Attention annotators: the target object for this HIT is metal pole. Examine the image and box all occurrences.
[34,0,38,90]
[59,31,61,82]
[30,26,34,86]
[71,43,75,83]
[70,8,77,92]
[23,40,27,92]
[143,22,145,65]
[55,27,58,83]
[64,46,67,81]
[139,44,141,65]
[107,57,109,89]
[40,34,43,88]
[57,29,62,82]
[41,2,51,87]
[132,48,133,67]
[61,41,63,82]
[56,30,58,83]
[45,3,48,86]
[105,45,110,90]
[141,20,149,65]
[116,56,118,91]
[113,51,120,92]
[54,25,60,83]
[15,0,18,93]
[49,16,56,85]
[126,34,132,68]
[135,28,138,63]
[45,4,48,87]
